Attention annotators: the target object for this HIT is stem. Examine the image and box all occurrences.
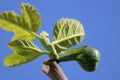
[51,44,60,59]
[31,31,42,40]
[59,55,74,62]
[42,60,68,80]
[59,53,80,62]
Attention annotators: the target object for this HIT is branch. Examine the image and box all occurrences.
[42,60,68,80]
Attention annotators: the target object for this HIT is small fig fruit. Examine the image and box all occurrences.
[76,48,100,72]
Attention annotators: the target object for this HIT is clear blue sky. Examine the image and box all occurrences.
[0,0,120,80]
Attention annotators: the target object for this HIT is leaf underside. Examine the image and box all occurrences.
[4,52,41,67]
[21,3,41,32]
[0,3,41,41]
[53,18,85,53]
[4,39,42,67]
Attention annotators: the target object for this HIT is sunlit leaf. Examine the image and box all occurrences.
[21,3,41,32]
[0,3,40,41]
[8,39,42,55]
[0,12,33,41]
[53,18,85,53]
[4,53,41,67]
[4,39,45,67]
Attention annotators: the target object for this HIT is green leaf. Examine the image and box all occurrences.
[8,39,42,55]
[21,3,41,32]
[0,3,41,41]
[53,18,85,53]
[4,53,41,67]
[0,12,33,41]
[4,39,44,67]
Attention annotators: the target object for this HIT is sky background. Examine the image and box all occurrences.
[0,0,120,80]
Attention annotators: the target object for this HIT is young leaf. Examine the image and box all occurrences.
[4,53,41,67]
[8,39,42,55]
[0,12,33,41]
[21,3,41,32]
[0,3,41,41]
[4,39,45,67]
[52,18,85,53]
[39,31,51,51]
